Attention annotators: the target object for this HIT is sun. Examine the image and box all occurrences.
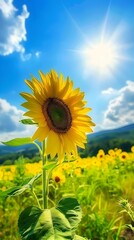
[87,41,117,74]
[81,39,119,76]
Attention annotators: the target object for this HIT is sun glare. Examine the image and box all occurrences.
[81,40,119,76]
[88,42,117,73]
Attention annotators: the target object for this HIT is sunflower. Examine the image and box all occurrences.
[20,70,95,159]
[119,151,129,161]
[97,149,105,159]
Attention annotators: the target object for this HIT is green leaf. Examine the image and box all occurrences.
[26,173,42,189]
[57,198,82,231]
[9,186,29,196]
[43,162,57,170]
[21,173,42,187]
[0,186,21,199]
[0,184,28,198]
[18,206,73,240]
[2,137,33,146]
[20,119,37,125]
[74,235,87,240]
[0,173,42,198]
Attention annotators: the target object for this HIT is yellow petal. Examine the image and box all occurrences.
[20,92,35,102]
[61,133,77,156]
[68,127,87,144]
[39,71,52,97]
[32,126,50,141]
[25,79,34,91]
[59,78,70,98]
[21,102,42,111]
[24,110,43,118]
[46,131,61,159]
[72,120,93,128]
[50,71,59,97]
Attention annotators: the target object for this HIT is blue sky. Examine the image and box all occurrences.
[0,0,134,141]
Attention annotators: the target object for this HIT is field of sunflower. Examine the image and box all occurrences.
[0,147,134,240]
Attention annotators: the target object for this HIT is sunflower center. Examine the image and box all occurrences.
[42,98,72,133]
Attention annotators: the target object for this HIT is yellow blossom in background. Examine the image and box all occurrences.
[25,161,42,176]
[119,152,129,161]
[97,149,105,159]
[108,149,116,157]
[52,170,66,184]
[74,168,82,176]
[115,148,122,155]
[105,154,115,164]
[0,165,16,181]
[131,146,134,153]
[20,70,95,160]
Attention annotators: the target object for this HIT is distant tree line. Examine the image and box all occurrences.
[0,149,40,165]
[79,138,134,158]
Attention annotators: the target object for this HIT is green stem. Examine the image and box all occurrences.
[48,198,55,207]
[71,170,77,197]
[42,140,48,209]
[32,188,41,209]
[33,142,42,157]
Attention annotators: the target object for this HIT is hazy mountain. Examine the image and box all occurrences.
[88,123,134,140]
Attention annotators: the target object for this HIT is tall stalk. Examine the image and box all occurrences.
[42,140,48,209]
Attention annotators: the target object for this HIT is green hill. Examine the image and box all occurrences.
[79,123,134,157]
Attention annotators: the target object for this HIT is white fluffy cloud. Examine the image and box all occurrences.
[0,0,29,57]
[101,87,117,95]
[0,98,35,142]
[102,80,134,129]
